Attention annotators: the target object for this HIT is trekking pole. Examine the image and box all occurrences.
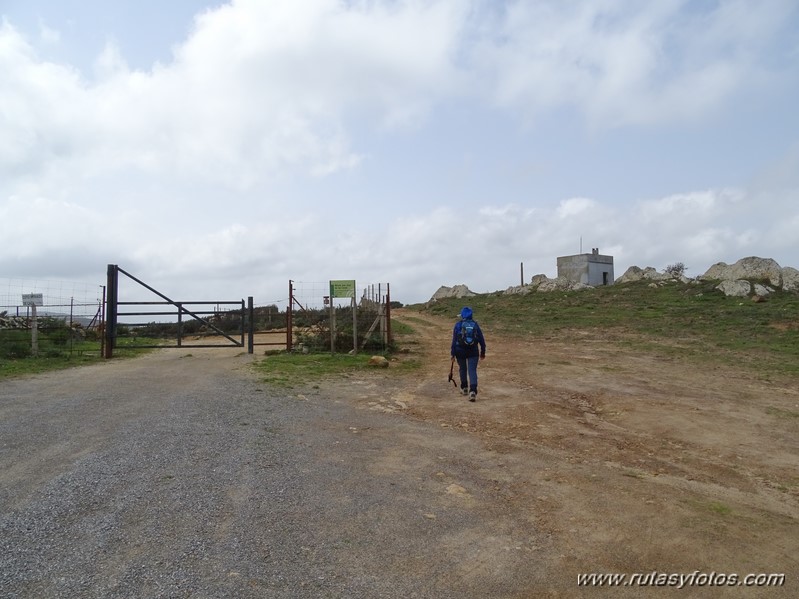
[448,357,458,387]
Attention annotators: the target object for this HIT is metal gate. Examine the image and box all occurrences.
[104,264,245,358]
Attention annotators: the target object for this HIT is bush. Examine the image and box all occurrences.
[664,262,686,278]
[0,330,32,358]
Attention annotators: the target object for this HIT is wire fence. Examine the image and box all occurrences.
[0,278,104,358]
[284,280,392,353]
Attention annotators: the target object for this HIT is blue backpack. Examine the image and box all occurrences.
[460,320,477,347]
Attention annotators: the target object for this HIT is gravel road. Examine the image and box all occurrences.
[1,349,546,598]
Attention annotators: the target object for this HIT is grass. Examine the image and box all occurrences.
[254,352,392,388]
[5,278,797,383]
[0,337,154,380]
[417,279,799,376]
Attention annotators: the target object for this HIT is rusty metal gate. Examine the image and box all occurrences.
[104,264,246,358]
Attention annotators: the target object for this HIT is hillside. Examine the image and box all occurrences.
[321,280,799,593]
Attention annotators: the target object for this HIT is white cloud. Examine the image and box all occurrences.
[468,0,797,127]
[1,1,797,305]
[556,197,598,219]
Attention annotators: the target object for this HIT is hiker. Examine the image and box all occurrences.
[451,306,486,401]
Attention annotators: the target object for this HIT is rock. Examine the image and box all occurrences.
[753,284,771,297]
[502,285,533,295]
[367,355,389,368]
[536,277,592,292]
[716,280,751,297]
[701,257,783,287]
[529,274,550,288]
[616,266,666,283]
[701,262,731,281]
[429,284,477,302]
[782,267,799,292]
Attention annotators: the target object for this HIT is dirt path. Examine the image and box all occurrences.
[329,308,799,596]
[2,312,797,597]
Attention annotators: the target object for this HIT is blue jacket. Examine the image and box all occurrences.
[451,318,486,358]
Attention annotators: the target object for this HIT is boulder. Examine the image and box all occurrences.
[429,284,477,302]
[529,274,550,288]
[537,277,592,292]
[502,285,533,296]
[753,284,772,297]
[716,279,751,297]
[782,267,799,292]
[616,266,667,283]
[367,355,389,368]
[701,257,783,287]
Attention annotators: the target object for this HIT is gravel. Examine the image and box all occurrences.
[0,351,541,598]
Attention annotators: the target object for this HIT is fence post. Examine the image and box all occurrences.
[30,304,38,357]
[104,264,118,358]
[351,296,357,354]
[385,283,392,346]
[247,296,254,354]
[287,280,293,353]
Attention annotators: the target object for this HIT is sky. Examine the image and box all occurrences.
[1,0,798,308]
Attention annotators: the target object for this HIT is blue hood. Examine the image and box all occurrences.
[460,306,473,320]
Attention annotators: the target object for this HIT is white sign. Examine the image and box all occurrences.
[22,293,44,307]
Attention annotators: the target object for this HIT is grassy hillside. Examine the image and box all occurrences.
[416,279,799,377]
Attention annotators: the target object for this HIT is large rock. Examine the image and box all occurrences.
[701,257,783,287]
[716,280,751,297]
[429,284,477,302]
[615,266,668,283]
[782,267,799,292]
[502,285,533,296]
[537,277,592,292]
[529,274,550,288]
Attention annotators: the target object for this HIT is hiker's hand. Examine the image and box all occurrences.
[480,354,485,361]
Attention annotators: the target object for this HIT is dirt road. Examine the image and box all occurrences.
[335,308,799,597]
[1,309,797,597]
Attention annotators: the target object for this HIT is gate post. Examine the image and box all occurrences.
[287,280,293,352]
[247,296,254,354]
[385,283,392,346]
[104,264,118,358]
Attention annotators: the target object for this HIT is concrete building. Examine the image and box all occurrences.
[557,248,615,286]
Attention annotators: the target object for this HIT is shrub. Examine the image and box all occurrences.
[664,262,686,278]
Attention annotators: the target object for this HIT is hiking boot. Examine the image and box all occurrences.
[461,388,468,396]
[469,391,476,402]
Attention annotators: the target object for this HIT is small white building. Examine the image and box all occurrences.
[557,248,615,286]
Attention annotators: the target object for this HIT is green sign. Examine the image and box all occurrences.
[329,279,356,298]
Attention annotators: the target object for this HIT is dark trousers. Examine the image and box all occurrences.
[456,354,479,393]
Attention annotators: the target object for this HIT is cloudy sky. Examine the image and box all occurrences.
[2,0,798,307]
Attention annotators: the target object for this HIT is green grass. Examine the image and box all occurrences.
[416,279,799,376]
[254,352,388,388]
[0,338,154,380]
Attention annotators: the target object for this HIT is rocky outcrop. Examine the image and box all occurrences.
[537,277,593,292]
[700,257,792,297]
[502,273,594,295]
[502,285,533,296]
[615,266,667,283]
[779,267,798,292]
[530,274,550,287]
[432,257,797,301]
[428,284,477,302]
[700,256,783,287]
